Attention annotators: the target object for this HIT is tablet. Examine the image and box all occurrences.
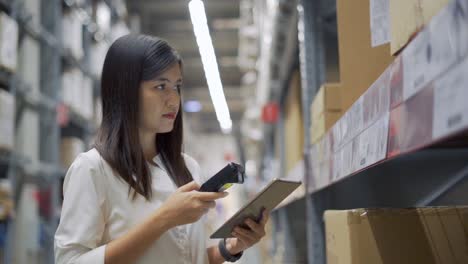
[210,179,302,239]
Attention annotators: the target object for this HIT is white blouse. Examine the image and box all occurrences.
[55,148,215,264]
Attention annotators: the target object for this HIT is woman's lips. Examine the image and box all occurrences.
[162,113,176,120]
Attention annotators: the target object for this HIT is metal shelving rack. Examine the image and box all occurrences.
[262,0,468,263]
[0,0,108,263]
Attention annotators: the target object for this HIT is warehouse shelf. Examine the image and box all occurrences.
[277,160,306,209]
[307,0,468,194]
[2,1,102,262]
[0,69,96,137]
[0,67,58,114]
[13,6,99,82]
[259,0,468,263]
[64,107,97,135]
[15,76,57,113]
[62,0,115,45]
[0,151,65,178]
[0,67,11,87]
[0,150,29,170]
[103,0,126,23]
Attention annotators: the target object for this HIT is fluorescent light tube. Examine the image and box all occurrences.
[189,0,232,133]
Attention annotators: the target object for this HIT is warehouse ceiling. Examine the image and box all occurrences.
[126,0,243,133]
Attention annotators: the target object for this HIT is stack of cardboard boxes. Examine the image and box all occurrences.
[321,1,464,263]
[311,0,394,143]
[310,83,341,144]
[325,207,468,264]
[310,0,452,144]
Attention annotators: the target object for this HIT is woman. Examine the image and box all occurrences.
[54,34,268,264]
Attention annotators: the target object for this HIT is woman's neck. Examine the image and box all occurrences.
[139,130,157,161]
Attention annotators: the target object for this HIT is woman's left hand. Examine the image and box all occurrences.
[226,210,270,254]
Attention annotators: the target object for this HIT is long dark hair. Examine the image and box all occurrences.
[95,34,193,200]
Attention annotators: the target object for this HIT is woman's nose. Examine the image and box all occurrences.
[166,90,179,109]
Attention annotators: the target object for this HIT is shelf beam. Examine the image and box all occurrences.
[40,1,62,263]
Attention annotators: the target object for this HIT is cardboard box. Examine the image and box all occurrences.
[285,71,304,172]
[311,83,341,120]
[0,12,18,72]
[60,137,86,168]
[324,207,468,264]
[311,111,342,144]
[336,0,394,112]
[390,0,450,55]
[310,83,342,144]
[0,89,15,151]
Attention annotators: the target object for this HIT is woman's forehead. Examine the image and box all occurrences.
[152,64,183,82]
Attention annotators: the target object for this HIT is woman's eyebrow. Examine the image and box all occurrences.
[154,77,183,83]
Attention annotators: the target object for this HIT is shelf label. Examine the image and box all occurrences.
[354,112,390,172]
[433,58,468,139]
[403,0,468,102]
[429,0,468,65]
[364,68,391,128]
[370,0,390,47]
[402,30,432,101]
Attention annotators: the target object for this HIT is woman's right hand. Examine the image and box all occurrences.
[156,181,228,228]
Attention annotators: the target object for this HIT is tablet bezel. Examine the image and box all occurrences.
[210,179,302,239]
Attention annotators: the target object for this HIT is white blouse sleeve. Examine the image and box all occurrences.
[54,154,107,264]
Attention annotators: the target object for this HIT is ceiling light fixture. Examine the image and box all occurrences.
[188,0,232,134]
[183,100,203,113]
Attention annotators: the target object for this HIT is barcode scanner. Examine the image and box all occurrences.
[199,162,245,192]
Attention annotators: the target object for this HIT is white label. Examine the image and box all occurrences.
[402,30,432,101]
[433,58,468,138]
[376,112,390,162]
[370,0,390,47]
[428,6,460,86]
[363,69,391,129]
[343,142,354,178]
[403,0,467,102]
[337,97,364,150]
[354,112,390,172]
[310,145,320,191]
[331,122,340,153]
[332,151,341,182]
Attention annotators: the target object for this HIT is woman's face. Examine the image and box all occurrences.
[139,63,182,134]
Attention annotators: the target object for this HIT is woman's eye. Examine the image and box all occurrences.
[155,84,165,90]
[175,84,182,90]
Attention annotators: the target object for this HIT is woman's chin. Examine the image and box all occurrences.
[156,126,174,134]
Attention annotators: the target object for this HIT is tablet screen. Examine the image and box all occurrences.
[210,179,302,239]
